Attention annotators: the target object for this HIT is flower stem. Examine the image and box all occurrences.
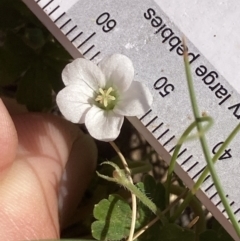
[109,141,137,241]
[170,122,240,222]
[97,161,168,224]
[182,38,240,237]
[166,116,212,207]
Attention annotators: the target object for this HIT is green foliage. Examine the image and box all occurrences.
[91,194,132,241]
[92,174,197,241]
[16,62,52,111]
[137,174,166,211]
[199,219,234,241]
[33,240,96,241]
[135,175,165,241]
[0,0,70,111]
[159,224,194,241]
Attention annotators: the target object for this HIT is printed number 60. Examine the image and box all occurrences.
[96,12,117,33]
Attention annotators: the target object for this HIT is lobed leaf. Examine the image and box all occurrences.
[92,194,132,241]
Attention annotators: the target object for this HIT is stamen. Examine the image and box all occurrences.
[95,87,116,108]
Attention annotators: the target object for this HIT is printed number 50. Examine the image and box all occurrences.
[154,77,175,98]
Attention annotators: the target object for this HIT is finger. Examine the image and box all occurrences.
[0,99,18,179]
[0,113,97,240]
[59,134,97,228]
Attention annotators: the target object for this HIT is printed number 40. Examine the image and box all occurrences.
[212,141,232,160]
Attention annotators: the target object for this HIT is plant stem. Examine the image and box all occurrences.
[170,122,240,222]
[182,38,240,237]
[166,116,212,207]
[133,187,187,240]
[110,142,137,241]
[170,184,206,236]
[98,161,168,225]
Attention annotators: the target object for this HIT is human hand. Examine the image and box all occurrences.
[0,98,97,240]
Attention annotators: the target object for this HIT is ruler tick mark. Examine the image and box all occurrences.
[205,183,214,192]
[65,25,77,36]
[177,148,187,157]
[48,6,60,16]
[215,195,228,207]
[204,175,211,182]
[181,155,193,166]
[215,200,222,207]
[169,145,176,153]
[152,122,163,133]
[157,129,169,140]
[192,166,206,179]
[90,51,101,61]
[163,135,175,146]
[83,45,95,55]
[60,19,71,30]
[78,32,96,48]
[71,32,83,42]
[54,12,66,23]
[140,109,152,120]
[42,0,54,10]
[186,162,198,172]
[210,192,218,200]
[234,208,240,215]
[145,116,158,127]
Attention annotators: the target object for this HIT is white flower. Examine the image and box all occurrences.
[56,54,153,141]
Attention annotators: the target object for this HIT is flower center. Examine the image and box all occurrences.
[95,87,117,109]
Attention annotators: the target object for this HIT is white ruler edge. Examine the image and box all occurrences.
[22,1,240,240]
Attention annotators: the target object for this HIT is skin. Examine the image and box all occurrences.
[0,99,97,240]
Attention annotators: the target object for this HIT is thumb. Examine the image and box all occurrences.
[0,113,97,240]
[0,99,18,179]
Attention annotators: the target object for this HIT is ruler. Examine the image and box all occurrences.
[23,0,240,240]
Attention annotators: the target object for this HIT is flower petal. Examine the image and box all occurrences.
[98,54,134,92]
[56,84,93,123]
[114,81,153,116]
[62,58,106,90]
[85,106,124,141]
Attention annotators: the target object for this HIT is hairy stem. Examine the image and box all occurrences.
[110,141,137,241]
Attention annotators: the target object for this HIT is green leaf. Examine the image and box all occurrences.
[31,240,96,241]
[24,28,46,49]
[136,175,165,224]
[200,219,234,241]
[16,63,52,111]
[91,194,132,241]
[159,223,195,241]
[142,175,166,210]
[0,4,25,30]
[199,230,233,241]
[0,32,35,85]
[134,175,166,240]
[42,41,71,61]
[43,64,65,93]
[32,240,96,241]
